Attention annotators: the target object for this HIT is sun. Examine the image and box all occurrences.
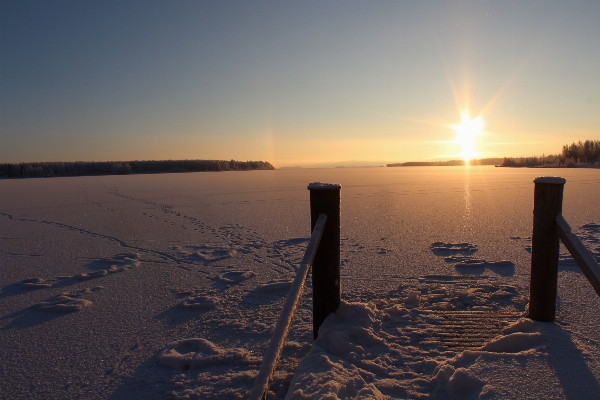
[452,112,485,161]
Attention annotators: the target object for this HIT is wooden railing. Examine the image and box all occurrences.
[248,183,341,400]
[529,176,600,322]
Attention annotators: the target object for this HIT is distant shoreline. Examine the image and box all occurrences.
[387,159,502,167]
[388,140,600,169]
[0,159,275,179]
[386,159,599,169]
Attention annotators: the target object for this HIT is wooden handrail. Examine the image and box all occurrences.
[248,213,327,400]
[556,213,600,296]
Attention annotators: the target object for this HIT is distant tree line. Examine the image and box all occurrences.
[388,158,502,167]
[0,159,275,178]
[501,140,600,168]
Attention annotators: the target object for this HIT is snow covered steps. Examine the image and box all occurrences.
[398,310,522,352]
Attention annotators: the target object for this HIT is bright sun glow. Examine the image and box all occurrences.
[452,112,485,161]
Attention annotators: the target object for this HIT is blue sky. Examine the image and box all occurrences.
[2,0,599,166]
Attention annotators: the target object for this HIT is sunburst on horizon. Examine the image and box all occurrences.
[451,112,485,161]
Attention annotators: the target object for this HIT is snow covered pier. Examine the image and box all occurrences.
[252,177,600,399]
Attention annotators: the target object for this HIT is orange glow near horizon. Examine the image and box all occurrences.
[452,112,485,161]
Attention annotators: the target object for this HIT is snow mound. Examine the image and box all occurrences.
[480,318,543,353]
[482,332,543,353]
[286,355,385,399]
[286,302,397,399]
[158,338,259,371]
[503,318,536,334]
[443,367,484,399]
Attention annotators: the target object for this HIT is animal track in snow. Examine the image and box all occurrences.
[397,275,527,312]
[431,243,514,275]
[172,245,238,265]
[179,296,219,310]
[20,278,54,289]
[516,223,600,266]
[376,247,392,254]
[194,247,237,263]
[170,287,222,311]
[444,255,514,268]
[209,270,257,288]
[18,253,141,290]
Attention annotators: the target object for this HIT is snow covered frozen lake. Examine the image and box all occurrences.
[1,166,599,399]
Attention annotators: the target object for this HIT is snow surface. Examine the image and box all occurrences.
[0,167,599,399]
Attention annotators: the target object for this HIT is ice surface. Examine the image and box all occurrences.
[1,167,599,399]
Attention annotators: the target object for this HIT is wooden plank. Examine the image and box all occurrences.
[248,213,327,400]
[556,213,600,297]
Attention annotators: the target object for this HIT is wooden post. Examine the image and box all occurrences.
[529,176,566,322]
[308,182,341,339]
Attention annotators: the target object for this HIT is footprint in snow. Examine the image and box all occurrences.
[31,287,101,313]
[430,242,478,256]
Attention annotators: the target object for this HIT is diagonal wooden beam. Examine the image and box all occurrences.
[248,213,327,400]
[556,213,600,297]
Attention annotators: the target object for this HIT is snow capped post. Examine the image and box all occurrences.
[529,176,566,322]
[308,182,341,339]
